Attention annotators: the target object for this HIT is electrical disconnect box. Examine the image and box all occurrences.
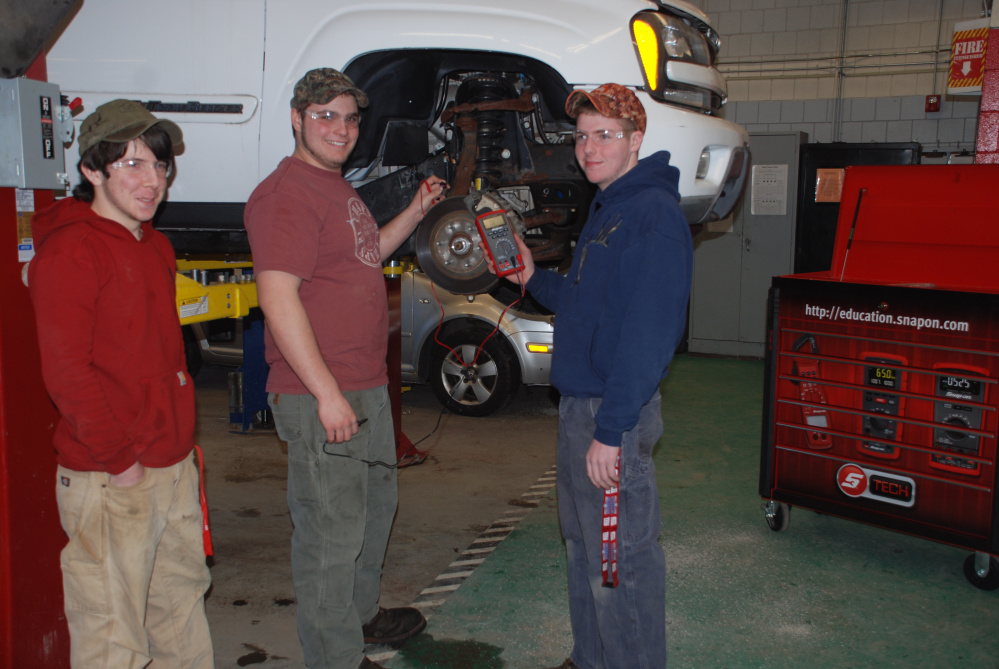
[0,77,71,190]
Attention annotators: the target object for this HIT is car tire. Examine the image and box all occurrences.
[428,324,521,417]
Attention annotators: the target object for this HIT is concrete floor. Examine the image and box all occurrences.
[195,364,561,668]
[196,356,999,669]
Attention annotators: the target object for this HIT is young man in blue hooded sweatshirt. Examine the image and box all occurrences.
[492,83,691,669]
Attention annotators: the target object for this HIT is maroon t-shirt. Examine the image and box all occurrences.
[244,157,388,393]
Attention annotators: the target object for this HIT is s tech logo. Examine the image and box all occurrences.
[836,463,915,508]
[837,465,868,496]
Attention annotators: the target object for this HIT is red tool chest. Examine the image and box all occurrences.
[759,164,999,589]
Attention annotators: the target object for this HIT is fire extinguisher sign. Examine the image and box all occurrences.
[948,18,989,95]
[836,463,916,508]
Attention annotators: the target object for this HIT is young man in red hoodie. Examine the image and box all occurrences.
[28,99,214,668]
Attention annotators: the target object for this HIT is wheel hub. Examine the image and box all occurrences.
[414,196,499,295]
[449,233,475,258]
[432,220,482,273]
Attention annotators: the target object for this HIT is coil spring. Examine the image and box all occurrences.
[456,74,515,186]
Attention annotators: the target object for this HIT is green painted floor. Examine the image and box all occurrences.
[385,355,999,669]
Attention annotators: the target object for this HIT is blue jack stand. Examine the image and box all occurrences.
[229,311,270,432]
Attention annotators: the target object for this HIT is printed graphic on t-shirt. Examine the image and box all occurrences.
[347,197,381,267]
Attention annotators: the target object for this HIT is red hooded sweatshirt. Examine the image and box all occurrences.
[28,197,195,475]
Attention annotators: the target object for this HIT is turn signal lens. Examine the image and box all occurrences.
[632,19,660,91]
[527,343,551,354]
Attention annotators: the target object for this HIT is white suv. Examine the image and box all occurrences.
[47,0,748,284]
[47,0,749,412]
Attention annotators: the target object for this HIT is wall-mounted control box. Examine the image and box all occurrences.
[1,78,71,190]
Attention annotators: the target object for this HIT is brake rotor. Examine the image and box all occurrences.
[414,196,499,295]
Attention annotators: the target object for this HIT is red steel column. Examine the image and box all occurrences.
[975,15,999,163]
[0,53,71,669]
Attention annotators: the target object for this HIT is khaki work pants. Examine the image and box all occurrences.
[56,452,214,668]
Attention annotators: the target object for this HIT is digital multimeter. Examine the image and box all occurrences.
[475,209,525,278]
[930,364,988,476]
[859,353,906,460]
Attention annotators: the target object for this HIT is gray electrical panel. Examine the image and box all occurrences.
[1,77,68,190]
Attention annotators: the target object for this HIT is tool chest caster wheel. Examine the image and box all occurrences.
[762,500,791,532]
[964,553,999,590]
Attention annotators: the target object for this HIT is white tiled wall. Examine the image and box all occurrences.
[702,0,987,151]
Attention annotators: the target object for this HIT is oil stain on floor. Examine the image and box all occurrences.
[397,635,505,669]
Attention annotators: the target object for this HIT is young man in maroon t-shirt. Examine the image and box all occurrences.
[244,68,446,669]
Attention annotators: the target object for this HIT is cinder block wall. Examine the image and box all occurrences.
[704,0,986,154]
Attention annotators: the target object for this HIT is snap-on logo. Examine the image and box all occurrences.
[837,464,867,497]
[836,463,915,508]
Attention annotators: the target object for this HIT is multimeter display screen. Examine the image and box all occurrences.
[938,376,981,395]
[866,366,897,389]
[481,214,506,230]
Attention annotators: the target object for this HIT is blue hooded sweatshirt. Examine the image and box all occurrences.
[526,150,692,447]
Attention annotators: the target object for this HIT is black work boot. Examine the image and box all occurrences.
[358,657,386,669]
[362,606,427,647]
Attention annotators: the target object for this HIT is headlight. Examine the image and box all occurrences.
[632,11,712,69]
[663,24,695,61]
[630,10,724,112]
